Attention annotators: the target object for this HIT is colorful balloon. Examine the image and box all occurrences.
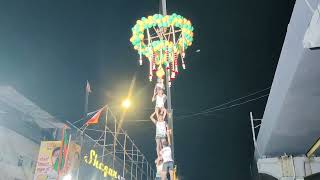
[130,13,194,82]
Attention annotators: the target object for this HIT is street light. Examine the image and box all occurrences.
[121,99,131,109]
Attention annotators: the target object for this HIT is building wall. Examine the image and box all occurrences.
[0,126,39,180]
[257,156,320,179]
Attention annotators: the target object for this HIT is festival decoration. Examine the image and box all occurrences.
[130,13,194,84]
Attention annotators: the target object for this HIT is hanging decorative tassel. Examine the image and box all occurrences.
[166,61,170,70]
[165,48,169,63]
[152,59,156,71]
[181,54,186,69]
[171,60,176,79]
[173,52,178,71]
[181,51,185,59]
[171,65,175,79]
[181,33,186,59]
[175,53,179,74]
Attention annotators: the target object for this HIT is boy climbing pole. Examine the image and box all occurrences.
[150,112,168,157]
[152,81,167,119]
[160,141,174,180]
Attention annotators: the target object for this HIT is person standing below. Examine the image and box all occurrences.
[160,141,174,180]
[150,112,168,157]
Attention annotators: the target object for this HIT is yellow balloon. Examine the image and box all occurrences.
[156,66,165,78]
[155,60,161,65]
[139,26,144,31]
[139,34,144,39]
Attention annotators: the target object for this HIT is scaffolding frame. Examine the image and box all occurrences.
[67,106,155,180]
[250,112,262,157]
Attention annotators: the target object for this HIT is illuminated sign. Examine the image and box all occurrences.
[84,149,125,180]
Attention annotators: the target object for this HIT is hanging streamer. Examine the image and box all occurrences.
[130,13,194,83]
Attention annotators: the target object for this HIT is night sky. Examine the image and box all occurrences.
[0,0,295,179]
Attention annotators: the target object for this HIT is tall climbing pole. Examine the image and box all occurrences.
[130,0,195,178]
[160,0,175,160]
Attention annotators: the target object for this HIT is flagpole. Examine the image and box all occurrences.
[76,81,90,180]
[84,81,90,117]
[101,107,108,180]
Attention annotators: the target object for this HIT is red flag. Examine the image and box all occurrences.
[86,80,92,93]
[85,108,103,125]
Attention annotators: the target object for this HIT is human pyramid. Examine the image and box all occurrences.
[149,78,174,180]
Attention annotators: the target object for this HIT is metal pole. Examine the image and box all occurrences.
[113,114,117,168]
[250,112,260,157]
[152,169,155,180]
[123,132,127,178]
[76,130,83,180]
[76,81,90,180]
[146,162,149,180]
[84,81,89,117]
[101,108,108,180]
[150,164,152,180]
[161,0,175,161]
[135,149,138,180]
[130,143,134,180]
[161,0,167,15]
[140,157,144,180]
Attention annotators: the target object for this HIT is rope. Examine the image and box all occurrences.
[176,93,269,120]
[201,87,270,113]
[128,92,270,122]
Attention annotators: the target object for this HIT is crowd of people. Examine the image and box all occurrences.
[150,79,174,180]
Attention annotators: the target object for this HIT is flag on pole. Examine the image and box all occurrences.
[86,80,92,93]
[56,127,71,177]
[85,108,104,125]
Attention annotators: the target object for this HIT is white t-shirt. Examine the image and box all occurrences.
[156,94,166,108]
[160,146,173,163]
[156,121,167,137]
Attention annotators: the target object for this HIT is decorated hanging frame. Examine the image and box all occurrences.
[130,13,194,85]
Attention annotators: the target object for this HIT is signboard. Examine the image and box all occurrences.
[33,141,81,180]
[33,141,61,180]
[84,149,125,180]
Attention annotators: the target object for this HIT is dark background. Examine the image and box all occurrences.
[0,0,295,179]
